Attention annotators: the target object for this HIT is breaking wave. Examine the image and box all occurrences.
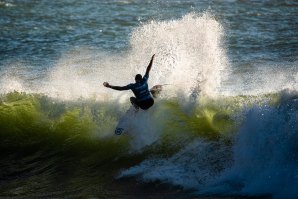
[0,13,297,199]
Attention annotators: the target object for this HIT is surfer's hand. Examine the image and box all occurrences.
[103,82,110,88]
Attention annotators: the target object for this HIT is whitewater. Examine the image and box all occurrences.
[1,4,298,199]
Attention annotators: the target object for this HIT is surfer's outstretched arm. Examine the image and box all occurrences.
[103,82,129,91]
[145,54,155,77]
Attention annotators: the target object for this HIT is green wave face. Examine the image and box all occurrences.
[0,92,129,155]
[0,91,279,152]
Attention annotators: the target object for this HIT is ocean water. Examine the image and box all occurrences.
[0,0,297,198]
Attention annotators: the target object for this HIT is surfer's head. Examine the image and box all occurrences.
[135,74,142,83]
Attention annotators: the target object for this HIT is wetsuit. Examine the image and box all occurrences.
[110,74,154,110]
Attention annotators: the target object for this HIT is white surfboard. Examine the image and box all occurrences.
[114,85,163,135]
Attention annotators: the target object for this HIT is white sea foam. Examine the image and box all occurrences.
[1,13,296,100]
[0,13,228,101]
[221,61,298,96]
[129,12,227,97]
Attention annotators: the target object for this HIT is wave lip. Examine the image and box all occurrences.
[130,12,227,97]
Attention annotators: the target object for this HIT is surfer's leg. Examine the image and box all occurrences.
[130,97,139,110]
[138,98,154,110]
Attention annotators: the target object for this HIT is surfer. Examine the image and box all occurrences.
[103,54,155,110]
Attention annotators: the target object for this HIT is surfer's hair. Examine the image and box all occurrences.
[135,74,142,81]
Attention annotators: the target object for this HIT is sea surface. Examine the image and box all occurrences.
[0,0,297,198]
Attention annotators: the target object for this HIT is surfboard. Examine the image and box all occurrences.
[114,84,163,135]
[115,106,137,135]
